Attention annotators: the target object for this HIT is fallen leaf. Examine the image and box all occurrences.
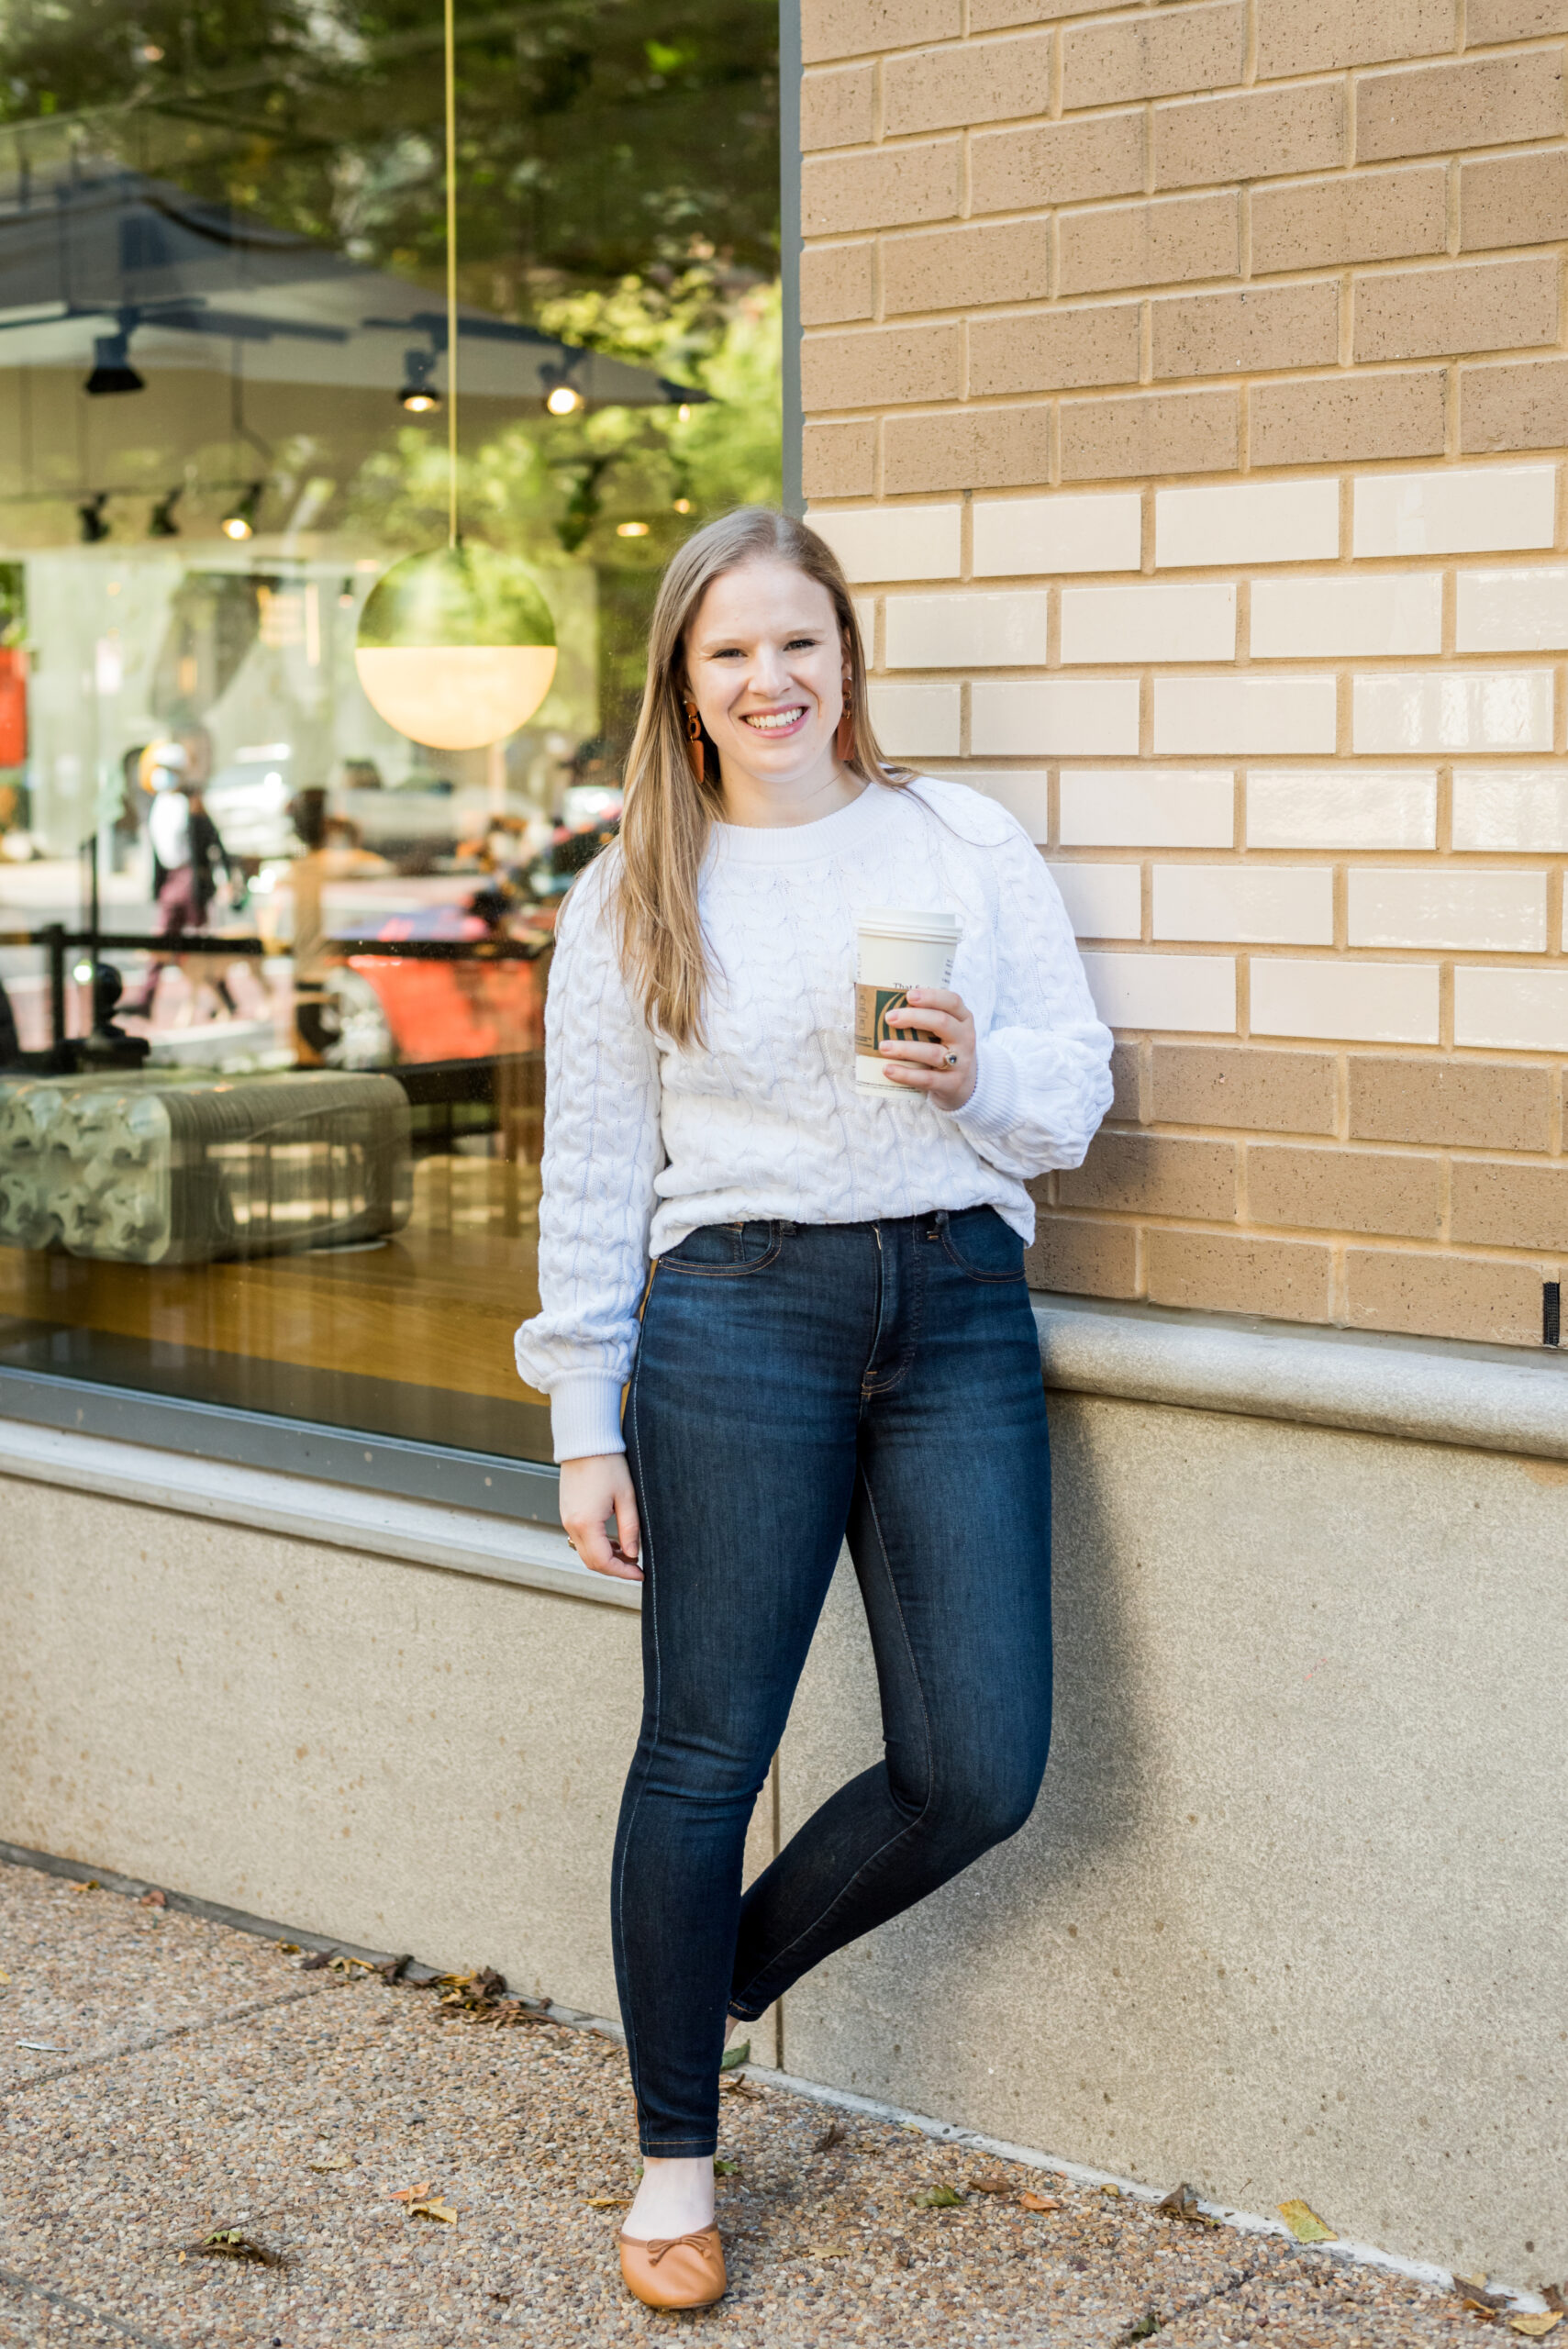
[299,1952,331,1971]
[390,2181,434,2203]
[721,2074,762,2099]
[1156,2183,1218,2228]
[73,1880,100,1894]
[276,1943,302,1956]
[969,2174,1013,2195]
[806,2243,848,2260]
[15,2041,66,2054]
[1124,2311,1161,2342]
[1099,2182,1123,2199]
[0,1969,9,1983]
[814,2121,847,2154]
[378,1954,412,1984]
[719,2040,751,2073]
[1278,2199,1336,2243]
[1544,2290,1568,2316]
[1508,2316,1562,2338]
[1455,2276,1510,2319]
[306,2154,355,2174]
[176,2252,185,2265]
[912,2186,965,2209]
[1019,2192,1061,2213]
[407,2198,458,2225]
[585,2196,630,2210]
[713,2157,741,2176]
[193,2229,284,2268]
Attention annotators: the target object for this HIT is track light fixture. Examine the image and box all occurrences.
[221,484,262,541]
[78,493,111,545]
[84,328,145,397]
[149,488,182,539]
[541,362,584,417]
[398,348,442,413]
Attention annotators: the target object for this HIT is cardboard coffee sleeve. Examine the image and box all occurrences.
[854,908,960,1094]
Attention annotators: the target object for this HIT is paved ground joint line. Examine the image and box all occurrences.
[1,1983,325,2099]
[0,2265,179,2349]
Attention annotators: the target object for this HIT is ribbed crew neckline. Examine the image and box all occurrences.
[709,779,900,866]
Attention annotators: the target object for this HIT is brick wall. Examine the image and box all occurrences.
[800,0,1568,1351]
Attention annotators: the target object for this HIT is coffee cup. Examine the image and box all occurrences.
[854,908,961,1094]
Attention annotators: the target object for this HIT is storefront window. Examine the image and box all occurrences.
[0,0,781,1461]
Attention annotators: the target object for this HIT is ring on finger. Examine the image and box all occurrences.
[565,1537,577,1552]
[943,1051,958,1067]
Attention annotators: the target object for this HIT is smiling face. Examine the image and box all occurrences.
[683,556,851,818]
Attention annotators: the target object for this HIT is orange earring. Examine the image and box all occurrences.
[683,697,706,785]
[835,674,855,764]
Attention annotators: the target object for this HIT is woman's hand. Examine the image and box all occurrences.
[880,985,978,1112]
[559,1453,642,1583]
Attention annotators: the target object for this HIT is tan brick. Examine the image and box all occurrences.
[1353,254,1559,363]
[803,420,878,498]
[884,28,1054,136]
[802,63,877,151]
[1059,1132,1237,1220]
[1467,0,1568,38]
[1462,354,1568,452]
[801,242,876,326]
[1461,149,1568,253]
[1350,1059,1552,1152]
[883,220,1052,317]
[1248,1144,1442,1239]
[1251,166,1447,274]
[802,141,961,237]
[971,0,1110,29]
[1355,52,1564,165]
[1153,84,1346,193]
[1346,1248,1550,1346]
[1256,0,1456,79]
[1058,193,1238,298]
[1153,283,1340,381]
[883,404,1052,494]
[1148,1230,1332,1319]
[969,302,1141,397]
[1109,1039,1145,1124]
[1060,386,1239,482]
[971,113,1145,217]
[1249,369,1445,467]
[1062,3,1244,111]
[801,323,962,410]
[802,0,958,64]
[1152,1044,1337,1135]
[1024,1210,1141,1299]
[1451,1161,1568,1251]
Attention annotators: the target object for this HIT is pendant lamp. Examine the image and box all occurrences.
[354,0,556,751]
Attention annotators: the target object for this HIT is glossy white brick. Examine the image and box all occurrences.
[806,503,962,583]
[1251,573,1441,661]
[1348,867,1546,952]
[1351,670,1553,754]
[1060,768,1234,848]
[1246,770,1437,851]
[1153,675,1337,757]
[1454,967,1568,1052]
[971,678,1140,758]
[1352,464,1555,559]
[1062,583,1235,666]
[1080,952,1236,1033]
[1452,767,1568,853]
[948,770,1051,841]
[1048,862,1141,941]
[973,492,1141,579]
[1250,959,1439,1045]
[884,591,1051,670]
[1455,568,1568,653]
[1155,479,1340,571]
[1153,865,1332,946]
[867,680,961,756]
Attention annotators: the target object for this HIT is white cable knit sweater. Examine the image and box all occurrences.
[514,776,1114,1461]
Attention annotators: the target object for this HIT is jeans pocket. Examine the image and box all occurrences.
[938,1206,1027,1283]
[658,1219,783,1278]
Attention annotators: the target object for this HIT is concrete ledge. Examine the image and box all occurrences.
[0,1418,639,1609]
[1034,1294,1568,1463]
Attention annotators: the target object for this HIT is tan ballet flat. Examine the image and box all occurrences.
[618,2224,727,2310]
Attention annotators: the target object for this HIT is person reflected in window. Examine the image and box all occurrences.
[124,742,241,1020]
[515,510,1113,2314]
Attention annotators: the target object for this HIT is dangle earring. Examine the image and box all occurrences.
[835,672,855,765]
[683,696,706,785]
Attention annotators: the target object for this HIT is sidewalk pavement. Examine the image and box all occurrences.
[0,1856,1521,2346]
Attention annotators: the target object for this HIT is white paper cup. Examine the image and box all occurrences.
[854,908,961,1093]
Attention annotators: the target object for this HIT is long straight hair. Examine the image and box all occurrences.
[615,507,908,1046]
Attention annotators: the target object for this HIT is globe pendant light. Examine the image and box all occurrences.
[354,0,556,751]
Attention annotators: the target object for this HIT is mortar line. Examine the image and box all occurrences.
[0,2264,180,2349]
[1,1986,326,2099]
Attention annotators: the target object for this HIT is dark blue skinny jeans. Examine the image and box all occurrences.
[613,1207,1053,2156]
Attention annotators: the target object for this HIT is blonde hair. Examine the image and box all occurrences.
[616,506,908,1046]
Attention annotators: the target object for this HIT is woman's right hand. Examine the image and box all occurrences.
[559,1453,643,1583]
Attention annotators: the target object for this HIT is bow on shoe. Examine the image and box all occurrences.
[645,2231,717,2266]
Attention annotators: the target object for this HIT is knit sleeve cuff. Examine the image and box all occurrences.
[550,1374,627,1464]
[951,1037,1018,1155]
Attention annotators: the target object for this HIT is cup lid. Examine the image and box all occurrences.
[857,906,961,941]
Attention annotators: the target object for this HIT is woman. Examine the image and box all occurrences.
[515,508,1112,2311]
